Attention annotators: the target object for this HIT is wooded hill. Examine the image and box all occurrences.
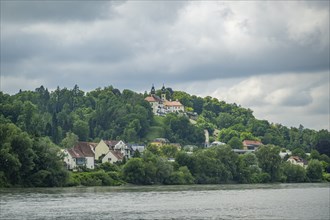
[1,85,329,187]
[1,85,329,154]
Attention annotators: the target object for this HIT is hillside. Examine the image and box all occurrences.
[0,85,329,155]
[1,84,330,188]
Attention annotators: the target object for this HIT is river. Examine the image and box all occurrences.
[0,183,329,220]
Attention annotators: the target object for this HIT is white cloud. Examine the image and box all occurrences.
[174,71,329,130]
[1,76,45,93]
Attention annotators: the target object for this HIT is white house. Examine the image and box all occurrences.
[242,140,263,150]
[163,100,185,113]
[101,150,124,164]
[279,150,292,159]
[209,141,226,147]
[287,156,308,168]
[63,140,132,169]
[63,142,96,170]
[129,144,146,154]
[94,140,111,160]
[104,140,131,159]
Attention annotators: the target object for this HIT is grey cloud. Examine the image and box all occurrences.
[0,1,115,23]
[1,1,329,113]
[276,90,313,107]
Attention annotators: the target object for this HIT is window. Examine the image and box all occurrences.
[76,158,86,165]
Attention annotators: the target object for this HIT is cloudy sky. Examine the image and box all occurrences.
[1,1,329,130]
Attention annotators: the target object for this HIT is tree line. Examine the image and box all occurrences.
[0,85,329,187]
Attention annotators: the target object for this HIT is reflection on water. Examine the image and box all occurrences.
[1,183,329,220]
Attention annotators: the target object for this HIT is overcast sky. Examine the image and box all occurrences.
[1,1,329,130]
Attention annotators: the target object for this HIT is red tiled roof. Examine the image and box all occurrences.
[242,140,263,146]
[164,100,183,107]
[104,140,119,149]
[145,95,162,102]
[110,150,124,160]
[288,156,308,165]
[68,142,96,158]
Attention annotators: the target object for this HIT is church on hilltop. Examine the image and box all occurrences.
[144,85,184,115]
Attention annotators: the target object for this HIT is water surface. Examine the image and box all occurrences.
[1,183,329,220]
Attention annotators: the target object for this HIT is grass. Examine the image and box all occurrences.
[145,116,166,141]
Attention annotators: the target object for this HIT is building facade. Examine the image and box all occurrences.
[144,85,184,115]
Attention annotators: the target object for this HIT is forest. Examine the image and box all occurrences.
[0,85,329,187]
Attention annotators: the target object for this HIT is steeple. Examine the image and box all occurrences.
[161,84,166,101]
[151,84,155,95]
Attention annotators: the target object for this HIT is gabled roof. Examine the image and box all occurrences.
[164,100,183,107]
[109,150,124,160]
[288,156,308,165]
[104,140,127,150]
[145,95,162,102]
[68,142,96,158]
[104,140,119,148]
[242,140,263,146]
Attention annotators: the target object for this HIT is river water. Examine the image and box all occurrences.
[0,183,329,220]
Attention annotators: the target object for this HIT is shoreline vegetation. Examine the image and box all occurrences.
[1,85,329,188]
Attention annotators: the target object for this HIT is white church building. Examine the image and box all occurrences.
[144,85,184,115]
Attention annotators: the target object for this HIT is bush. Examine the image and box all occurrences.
[282,162,307,183]
[66,173,81,187]
[323,173,330,182]
[0,171,9,187]
[307,160,323,182]
[68,170,123,186]
[256,172,271,183]
[165,166,194,185]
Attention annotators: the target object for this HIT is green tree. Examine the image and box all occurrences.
[281,162,307,182]
[60,132,79,148]
[228,137,243,149]
[29,137,69,187]
[314,130,330,157]
[237,153,261,183]
[256,145,282,182]
[218,128,240,143]
[122,158,146,184]
[292,148,307,159]
[306,160,323,182]
[165,166,194,185]
[161,145,179,158]
[146,144,161,156]
[217,113,237,129]
[73,120,89,141]
[310,150,320,160]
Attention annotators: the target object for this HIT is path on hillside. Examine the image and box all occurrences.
[204,129,209,147]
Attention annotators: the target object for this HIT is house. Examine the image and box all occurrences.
[94,140,110,160]
[209,141,226,147]
[101,150,124,164]
[145,94,164,115]
[92,140,128,164]
[63,142,97,170]
[150,138,170,147]
[103,140,131,159]
[163,100,185,113]
[287,156,308,168]
[128,143,146,155]
[279,150,292,159]
[145,84,184,115]
[63,139,132,169]
[242,140,263,150]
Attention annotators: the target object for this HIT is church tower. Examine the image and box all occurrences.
[161,84,166,101]
[150,84,156,95]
